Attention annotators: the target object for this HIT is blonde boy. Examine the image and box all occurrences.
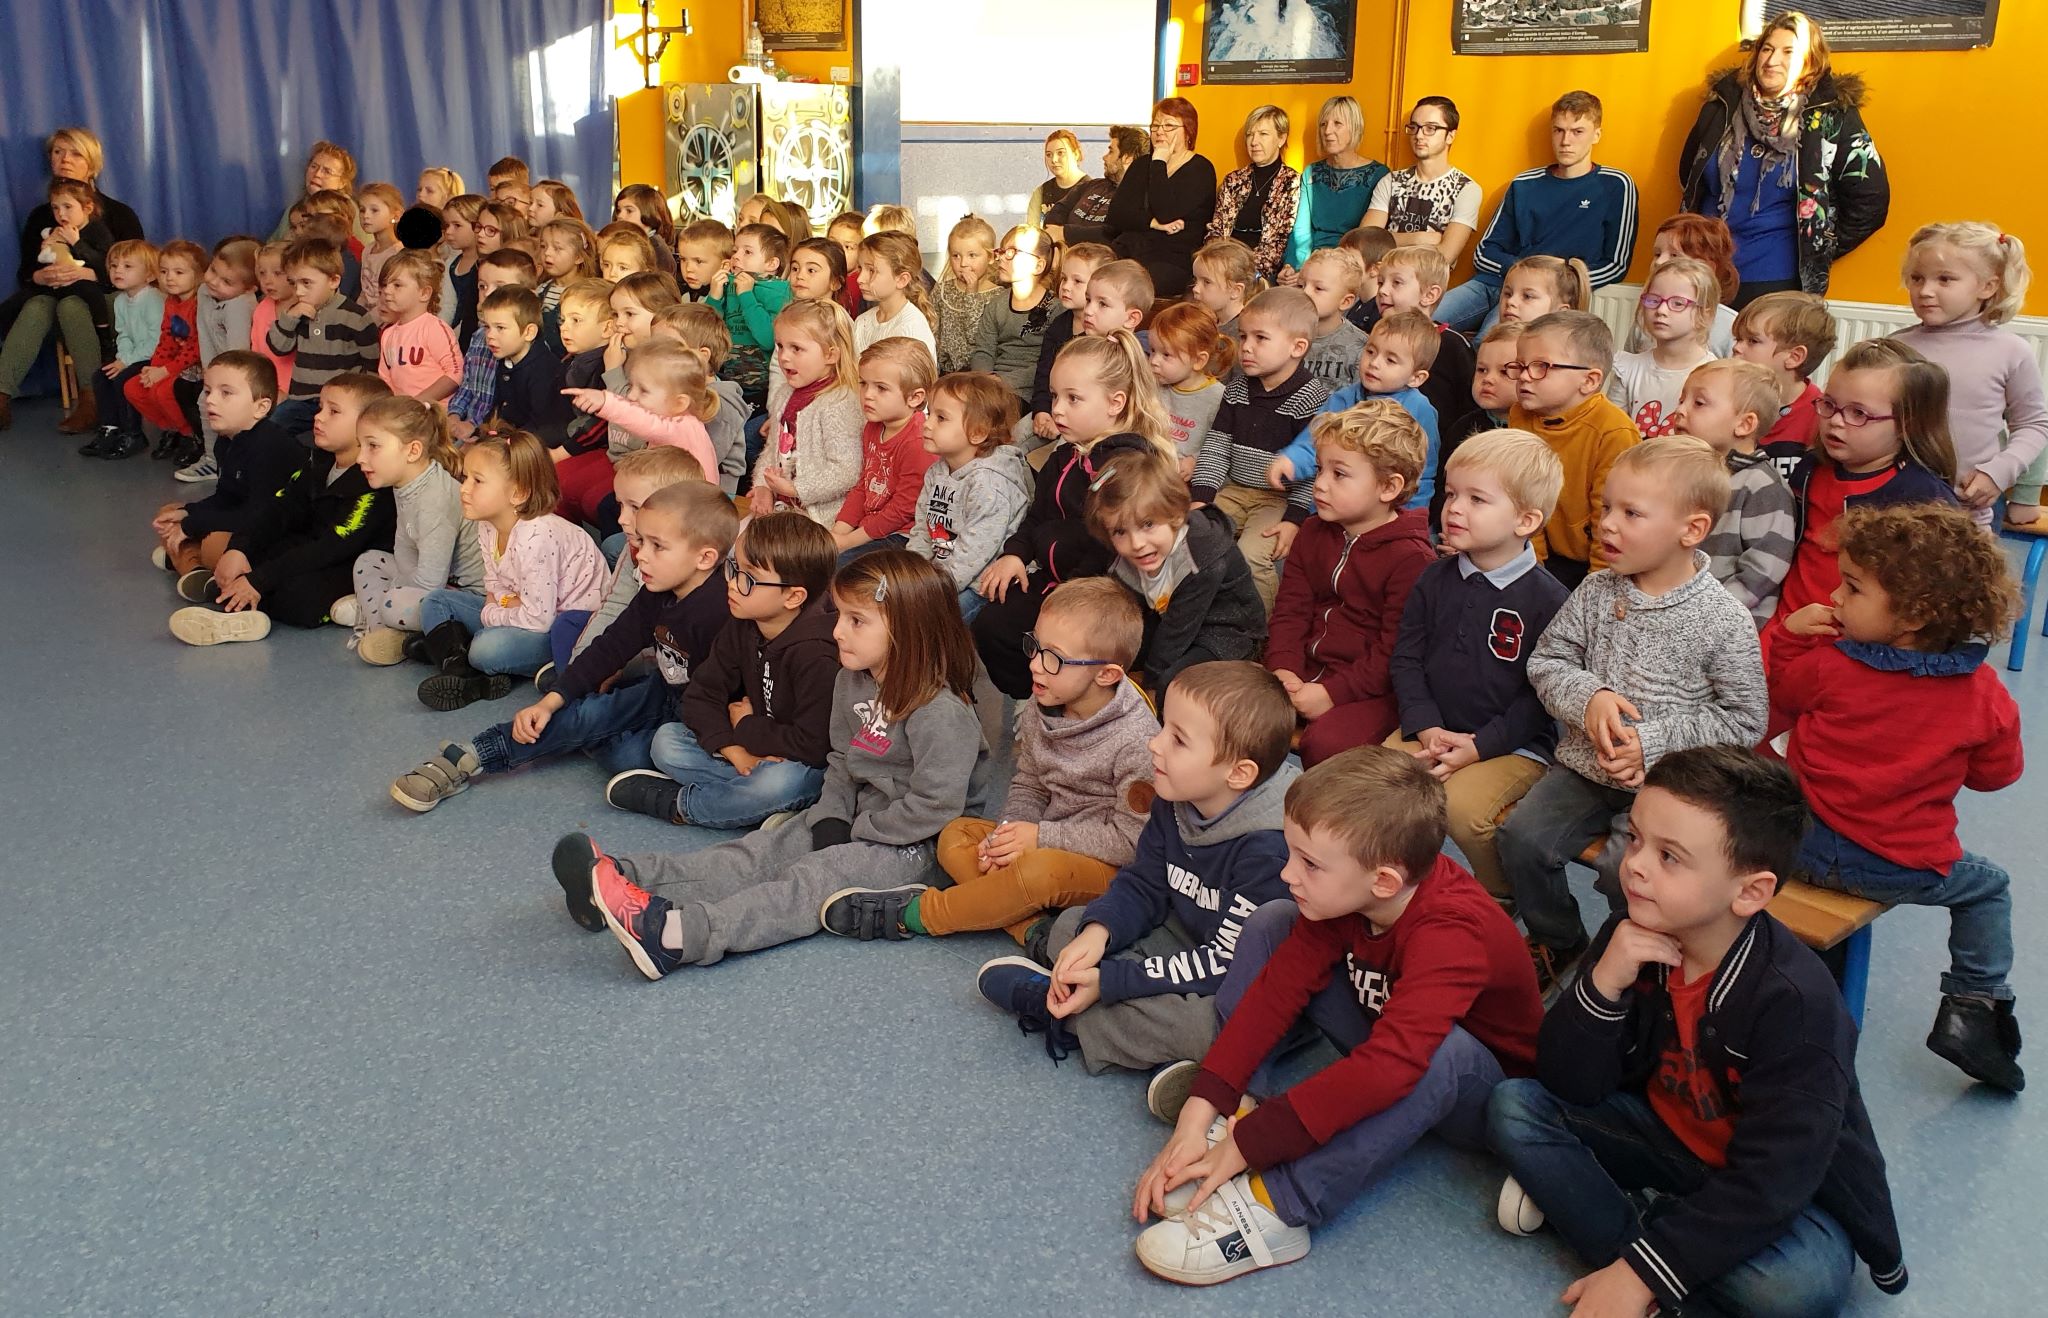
[1388,429,1569,897]
[1671,358,1796,626]
[1505,309,1637,588]
[1376,244,1480,459]
[677,218,736,302]
[1299,247,1367,389]
[1080,258,1154,337]
[1266,309,1442,507]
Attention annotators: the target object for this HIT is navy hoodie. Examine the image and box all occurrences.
[1082,762,1299,1003]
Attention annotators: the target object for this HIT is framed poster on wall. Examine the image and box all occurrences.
[757,0,845,51]
[1748,1,1998,51]
[1453,0,1651,56]
[1202,0,1357,85]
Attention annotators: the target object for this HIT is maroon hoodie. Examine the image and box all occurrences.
[1265,507,1433,707]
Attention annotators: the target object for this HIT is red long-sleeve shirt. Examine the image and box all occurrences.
[1773,640,2022,874]
[1263,507,1434,707]
[836,411,937,541]
[1188,857,1543,1170]
[148,295,201,376]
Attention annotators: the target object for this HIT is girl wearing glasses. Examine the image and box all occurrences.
[1605,257,1720,439]
[1625,215,1739,357]
[1768,338,1959,678]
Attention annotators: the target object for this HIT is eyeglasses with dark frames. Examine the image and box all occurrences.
[1022,633,1115,675]
[723,555,795,595]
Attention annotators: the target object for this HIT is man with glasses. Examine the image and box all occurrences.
[1439,90,1639,336]
[1362,97,1483,267]
[1059,126,1150,250]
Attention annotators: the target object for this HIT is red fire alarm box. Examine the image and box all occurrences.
[1176,63,1198,87]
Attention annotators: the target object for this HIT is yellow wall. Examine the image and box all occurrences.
[1171,0,2045,314]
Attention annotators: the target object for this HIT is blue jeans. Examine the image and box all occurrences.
[647,721,825,829]
[549,610,592,673]
[1436,275,1503,334]
[838,533,907,566]
[1215,901,1507,1228]
[957,588,987,623]
[1487,1081,1855,1318]
[599,532,626,567]
[1497,765,1634,951]
[270,397,318,437]
[469,675,667,776]
[1799,818,2012,999]
[743,409,769,474]
[418,588,551,676]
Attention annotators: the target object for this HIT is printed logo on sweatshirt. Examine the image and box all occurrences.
[850,697,893,756]
[1141,891,1260,985]
[1488,608,1527,662]
[1346,954,1393,1015]
[653,625,692,689]
[759,661,777,717]
[924,487,958,561]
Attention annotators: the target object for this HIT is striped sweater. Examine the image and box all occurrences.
[265,292,380,399]
[1190,365,1333,523]
[1702,447,1797,627]
[1528,553,1767,789]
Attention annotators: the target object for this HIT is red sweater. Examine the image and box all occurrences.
[1188,857,1543,1170]
[836,412,937,540]
[1264,507,1433,707]
[1773,640,2022,873]
[148,295,201,376]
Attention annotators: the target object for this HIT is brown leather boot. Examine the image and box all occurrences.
[57,389,97,434]
[0,392,12,431]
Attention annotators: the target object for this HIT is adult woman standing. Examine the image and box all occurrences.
[1678,10,1889,306]
[1025,131,1092,235]
[0,127,144,433]
[1206,105,1300,284]
[1282,95,1387,283]
[268,141,358,241]
[1106,98,1216,298]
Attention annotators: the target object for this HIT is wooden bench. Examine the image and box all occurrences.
[1556,831,1886,1025]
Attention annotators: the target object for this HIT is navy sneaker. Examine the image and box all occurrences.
[819,884,928,940]
[976,955,1078,1063]
[549,833,608,932]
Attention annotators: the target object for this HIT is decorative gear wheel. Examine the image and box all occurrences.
[674,123,736,221]
[769,118,851,230]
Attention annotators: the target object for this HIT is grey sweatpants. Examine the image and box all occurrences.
[619,821,936,966]
[1047,905,1219,1075]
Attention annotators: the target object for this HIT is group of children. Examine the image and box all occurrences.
[101,146,2044,1307]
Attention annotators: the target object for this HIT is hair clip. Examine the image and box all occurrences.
[1089,466,1118,493]
[873,576,889,603]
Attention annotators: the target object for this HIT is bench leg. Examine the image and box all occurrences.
[1839,925,1872,1029]
[2010,536,2047,672]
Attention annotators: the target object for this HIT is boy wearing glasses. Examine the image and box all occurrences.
[821,578,1155,954]
[1506,310,1639,589]
[388,481,740,815]
[974,661,1299,1080]
[607,512,843,829]
[1362,96,1484,268]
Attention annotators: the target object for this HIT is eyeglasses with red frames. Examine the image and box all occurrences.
[1813,396,1896,427]
[1501,360,1596,381]
[1638,293,1702,313]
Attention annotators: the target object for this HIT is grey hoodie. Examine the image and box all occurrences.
[904,444,1034,592]
[1006,679,1159,865]
[805,665,1004,846]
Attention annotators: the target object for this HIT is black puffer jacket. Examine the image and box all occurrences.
[1678,69,1890,296]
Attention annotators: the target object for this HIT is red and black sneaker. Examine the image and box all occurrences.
[1528,933,1591,1001]
[587,842,683,981]
[549,833,609,932]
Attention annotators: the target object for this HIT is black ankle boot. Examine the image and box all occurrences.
[1927,994,2025,1092]
[415,621,512,711]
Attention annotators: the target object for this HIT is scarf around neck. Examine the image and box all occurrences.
[1716,84,1804,219]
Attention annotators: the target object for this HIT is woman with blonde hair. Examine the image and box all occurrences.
[1282,95,1386,282]
[1206,105,1299,283]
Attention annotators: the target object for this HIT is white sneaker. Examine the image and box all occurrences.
[1135,1174,1309,1286]
[330,595,360,628]
[169,606,271,646]
[150,546,171,571]
[1156,1115,1233,1217]
[759,810,800,831]
[1496,1176,1545,1236]
[173,454,220,483]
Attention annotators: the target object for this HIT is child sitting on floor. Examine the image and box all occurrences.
[1388,428,1568,905]
[1130,745,1542,1286]
[562,339,718,488]
[1022,241,1115,441]
[975,661,1298,1076]
[264,238,380,436]
[709,222,792,407]
[350,396,486,665]
[390,481,735,812]
[934,214,1000,374]
[563,551,1002,978]
[376,250,461,404]
[412,430,606,711]
[149,352,295,578]
[1502,438,1768,994]
[1265,401,1435,769]
[1488,746,1906,1317]
[1776,504,2026,1091]
[1264,308,1441,510]
[601,513,841,829]
[168,372,396,646]
[820,577,1154,951]
[1297,247,1367,390]
[125,239,204,461]
[447,248,538,441]
[1090,450,1266,692]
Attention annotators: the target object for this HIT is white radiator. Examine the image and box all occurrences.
[1589,284,2048,381]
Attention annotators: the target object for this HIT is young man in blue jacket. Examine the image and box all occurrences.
[1487,746,1907,1317]
[1438,90,1638,334]
[976,661,1298,1076]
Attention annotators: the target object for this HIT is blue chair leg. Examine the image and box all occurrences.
[1839,925,1872,1028]
[2009,537,2046,672]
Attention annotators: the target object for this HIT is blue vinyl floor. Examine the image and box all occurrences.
[2,395,2042,1315]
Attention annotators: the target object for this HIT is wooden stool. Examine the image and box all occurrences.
[55,342,79,411]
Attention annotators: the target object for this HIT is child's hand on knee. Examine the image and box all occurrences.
[1261,520,1299,560]
[511,699,558,744]
[1430,730,1479,777]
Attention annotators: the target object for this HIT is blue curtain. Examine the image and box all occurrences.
[0,0,614,293]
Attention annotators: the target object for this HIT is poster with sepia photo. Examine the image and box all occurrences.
[1452,0,1651,56]
[758,0,846,51]
[1202,0,1357,85]
[1748,0,1999,52]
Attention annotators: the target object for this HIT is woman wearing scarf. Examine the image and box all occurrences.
[1678,10,1889,306]
[1205,105,1300,284]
